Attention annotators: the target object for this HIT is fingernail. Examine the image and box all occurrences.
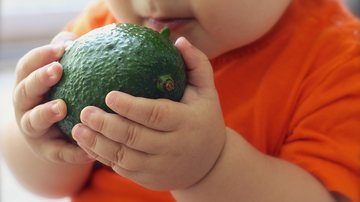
[105,91,117,107]
[174,37,184,46]
[53,44,65,58]
[73,126,94,147]
[175,37,190,47]
[50,100,60,115]
[81,107,95,124]
[72,126,83,142]
[73,125,85,141]
[47,63,59,79]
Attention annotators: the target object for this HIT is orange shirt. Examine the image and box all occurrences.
[66,0,360,201]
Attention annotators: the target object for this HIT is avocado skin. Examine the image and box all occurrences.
[49,23,186,142]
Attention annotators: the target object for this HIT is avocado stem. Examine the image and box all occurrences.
[157,74,175,93]
[165,80,175,92]
[160,27,171,39]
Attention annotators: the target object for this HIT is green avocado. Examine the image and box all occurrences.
[49,23,187,142]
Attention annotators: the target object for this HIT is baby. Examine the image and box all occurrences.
[1,0,359,201]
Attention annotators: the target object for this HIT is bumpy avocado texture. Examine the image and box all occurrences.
[49,23,187,142]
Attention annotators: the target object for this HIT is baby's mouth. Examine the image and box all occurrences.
[145,17,194,33]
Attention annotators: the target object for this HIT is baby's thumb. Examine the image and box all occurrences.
[175,37,215,89]
[51,31,76,47]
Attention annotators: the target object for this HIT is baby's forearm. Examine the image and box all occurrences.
[172,128,336,202]
[0,122,94,198]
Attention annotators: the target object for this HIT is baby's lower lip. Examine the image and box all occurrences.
[145,18,193,33]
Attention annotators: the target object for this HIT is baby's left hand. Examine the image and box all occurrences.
[72,37,226,190]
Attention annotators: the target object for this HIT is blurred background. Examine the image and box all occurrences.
[0,0,359,202]
[0,1,92,202]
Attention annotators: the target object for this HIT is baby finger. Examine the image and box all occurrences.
[13,62,63,112]
[20,99,67,137]
[15,44,65,84]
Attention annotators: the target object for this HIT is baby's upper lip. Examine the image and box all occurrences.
[145,17,194,27]
[147,16,194,22]
[144,16,194,32]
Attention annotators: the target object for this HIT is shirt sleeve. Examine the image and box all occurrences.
[279,53,360,202]
[64,0,117,37]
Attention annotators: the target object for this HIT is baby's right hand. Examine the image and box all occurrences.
[13,32,94,164]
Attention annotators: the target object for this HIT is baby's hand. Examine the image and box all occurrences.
[13,32,93,164]
[72,37,226,190]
